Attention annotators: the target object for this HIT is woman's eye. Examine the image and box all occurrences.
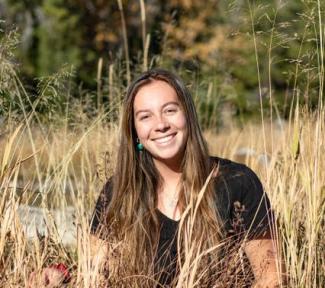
[165,108,177,114]
[140,115,150,120]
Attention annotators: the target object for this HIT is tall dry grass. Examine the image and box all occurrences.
[1,0,324,286]
[0,105,324,287]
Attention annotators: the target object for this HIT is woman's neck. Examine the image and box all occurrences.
[154,158,183,220]
[153,158,182,185]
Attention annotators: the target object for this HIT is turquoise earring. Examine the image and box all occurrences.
[136,138,144,151]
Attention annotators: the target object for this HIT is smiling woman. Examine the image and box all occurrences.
[88,69,282,287]
[29,69,281,287]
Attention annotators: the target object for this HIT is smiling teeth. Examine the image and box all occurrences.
[154,135,174,144]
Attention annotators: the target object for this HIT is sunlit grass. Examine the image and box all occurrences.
[0,105,324,287]
[1,0,324,285]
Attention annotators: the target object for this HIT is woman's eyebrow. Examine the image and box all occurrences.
[135,101,179,116]
[162,101,179,108]
[135,109,150,116]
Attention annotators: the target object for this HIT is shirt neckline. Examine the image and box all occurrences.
[156,208,180,224]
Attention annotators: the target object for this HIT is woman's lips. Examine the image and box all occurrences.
[152,133,176,144]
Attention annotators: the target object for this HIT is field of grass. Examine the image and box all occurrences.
[0,103,324,286]
[1,0,324,285]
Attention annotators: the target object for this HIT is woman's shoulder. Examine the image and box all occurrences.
[92,177,114,218]
[209,155,266,202]
[209,156,256,180]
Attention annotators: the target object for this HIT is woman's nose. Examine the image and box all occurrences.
[155,116,170,132]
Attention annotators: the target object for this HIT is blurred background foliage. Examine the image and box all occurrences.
[0,0,324,126]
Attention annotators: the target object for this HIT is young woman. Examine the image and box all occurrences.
[90,69,280,287]
[29,68,280,287]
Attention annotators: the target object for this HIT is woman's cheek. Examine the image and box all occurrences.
[136,122,151,140]
[175,114,187,130]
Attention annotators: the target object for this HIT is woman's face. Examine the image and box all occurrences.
[133,80,188,166]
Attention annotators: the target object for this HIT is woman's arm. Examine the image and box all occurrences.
[89,234,108,269]
[244,235,283,288]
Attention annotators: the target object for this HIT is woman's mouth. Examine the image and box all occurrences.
[153,133,176,145]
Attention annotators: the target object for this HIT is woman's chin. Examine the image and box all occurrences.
[151,150,184,167]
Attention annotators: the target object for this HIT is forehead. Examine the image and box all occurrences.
[133,80,180,111]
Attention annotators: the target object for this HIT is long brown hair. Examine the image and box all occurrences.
[106,68,222,282]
